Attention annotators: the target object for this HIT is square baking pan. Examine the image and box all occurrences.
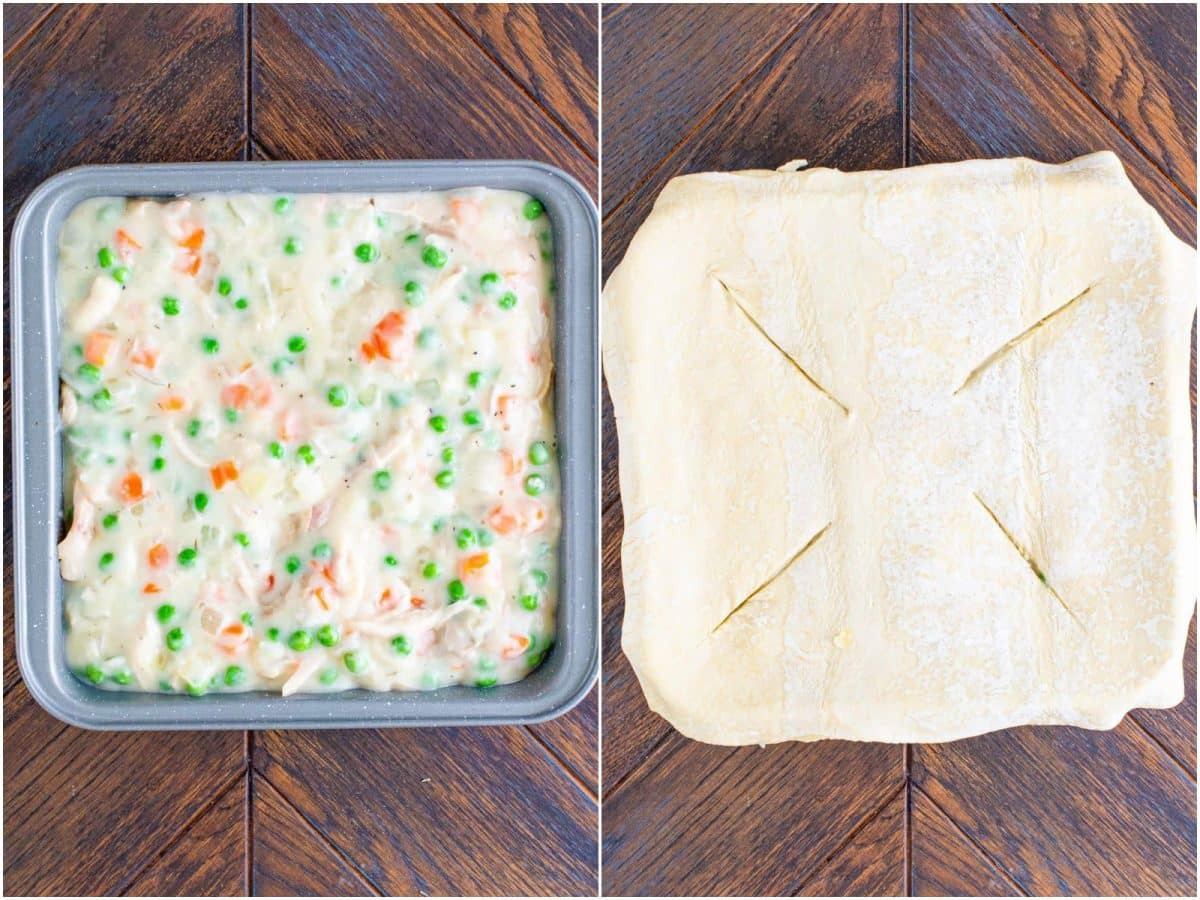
[11,160,599,729]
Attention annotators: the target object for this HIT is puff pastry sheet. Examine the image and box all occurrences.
[603,152,1197,744]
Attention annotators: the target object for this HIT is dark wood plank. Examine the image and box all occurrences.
[4,723,245,896]
[795,789,905,897]
[602,733,903,896]
[601,3,813,215]
[2,2,55,54]
[2,680,69,790]
[911,720,1196,896]
[1131,613,1197,774]
[126,780,247,898]
[1000,3,1196,198]
[910,787,1022,897]
[444,3,598,155]
[527,684,599,794]
[255,728,596,896]
[251,3,595,197]
[252,774,379,897]
[909,3,1195,245]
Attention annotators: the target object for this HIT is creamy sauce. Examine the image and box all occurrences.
[57,189,559,695]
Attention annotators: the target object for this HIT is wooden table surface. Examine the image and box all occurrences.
[3,5,597,896]
[601,4,1197,897]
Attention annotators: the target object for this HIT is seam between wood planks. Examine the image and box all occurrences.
[436,3,597,165]
[912,783,1031,896]
[111,766,249,896]
[522,725,599,802]
[600,723,673,800]
[600,5,818,226]
[788,780,907,896]
[2,3,61,61]
[993,3,1198,207]
[251,764,386,896]
[1126,712,1197,782]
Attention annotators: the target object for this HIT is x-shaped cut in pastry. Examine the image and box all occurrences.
[604,152,1196,744]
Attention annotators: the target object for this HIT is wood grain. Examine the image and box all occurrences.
[602,733,903,896]
[908,3,1196,245]
[911,720,1197,896]
[1131,613,1197,774]
[252,775,379,897]
[2,2,55,55]
[1000,2,1197,198]
[910,787,1022,897]
[126,780,248,898]
[251,3,595,197]
[254,727,597,897]
[444,3,598,155]
[601,3,811,215]
[795,789,906,897]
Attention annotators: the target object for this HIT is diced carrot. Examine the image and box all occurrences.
[178,227,205,250]
[313,585,329,611]
[264,573,276,593]
[360,340,378,362]
[143,582,161,594]
[369,310,410,361]
[157,393,188,412]
[460,552,490,578]
[216,622,250,654]
[115,229,142,252]
[84,331,117,367]
[379,588,397,612]
[502,634,531,659]
[410,596,426,609]
[221,383,251,409]
[488,502,546,536]
[450,197,481,226]
[130,346,159,369]
[175,252,201,276]
[148,543,169,568]
[118,472,144,502]
[488,506,519,535]
[501,450,523,476]
[210,460,239,490]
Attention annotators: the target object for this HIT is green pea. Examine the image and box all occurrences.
[268,441,284,459]
[297,444,315,464]
[285,555,302,575]
[523,198,544,220]
[473,597,488,608]
[404,280,425,306]
[217,276,232,296]
[319,668,338,685]
[234,532,250,547]
[531,569,549,587]
[327,384,349,408]
[201,336,220,354]
[422,562,439,579]
[185,682,205,697]
[178,547,198,566]
[477,528,494,548]
[456,528,476,550]
[421,245,447,268]
[373,470,391,491]
[384,554,399,567]
[355,242,379,263]
[85,663,105,684]
[151,456,166,471]
[476,676,498,688]
[241,611,254,625]
[102,512,118,529]
[524,474,546,496]
[316,624,340,647]
[78,362,101,383]
[91,388,113,412]
[467,370,482,388]
[284,236,301,254]
[274,196,293,214]
[404,232,420,244]
[462,410,482,426]
[97,247,115,268]
[187,419,202,437]
[288,630,312,651]
[434,470,454,489]
[343,650,368,673]
[166,627,188,651]
[529,441,550,465]
[162,296,180,316]
[479,272,500,292]
[111,266,131,284]
[99,551,115,570]
[234,297,249,310]
[150,433,164,448]
[520,594,539,611]
[447,579,466,602]
[224,665,246,687]
[225,407,239,423]
[428,414,448,433]
[193,492,209,512]
[498,291,517,310]
[112,670,132,686]
[527,651,545,668]
[441,447,455,463]
[392,635,412,655]
[312,541,332,560]
[267,627,281,641]
[288,334,307,353]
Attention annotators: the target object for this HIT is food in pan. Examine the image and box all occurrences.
[57,189,559,695]
[604,152,1196,744]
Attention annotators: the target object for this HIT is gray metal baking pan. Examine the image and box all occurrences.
[11,161,599,730]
